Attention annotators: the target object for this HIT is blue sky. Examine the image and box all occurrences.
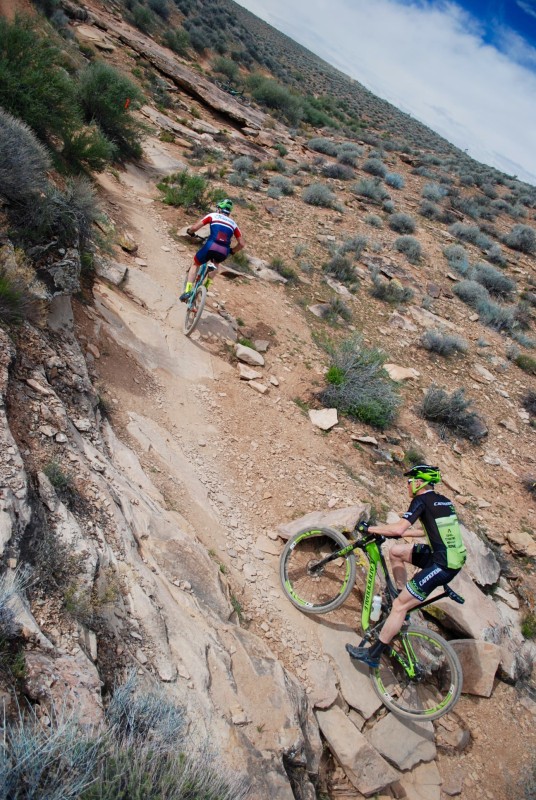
[234,0,536,185]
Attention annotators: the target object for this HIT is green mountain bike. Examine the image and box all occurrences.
[279,523,464,720]
[182,260,215,337]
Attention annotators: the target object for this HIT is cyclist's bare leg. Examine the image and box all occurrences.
[389,542,414,590]
[378,588,421,644]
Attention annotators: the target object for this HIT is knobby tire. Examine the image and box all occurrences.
[279,526,357,614]
[183,285,206,336]
[369,624,463,720]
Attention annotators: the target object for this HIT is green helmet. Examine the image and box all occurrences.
[216,198,233,215]
[404,464,441,494]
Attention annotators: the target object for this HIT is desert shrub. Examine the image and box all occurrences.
[515,353,536,375]
[248,74,302,124]
[340,236,367,259]
[0,267,37,325]
[0,109,51,205]
[320,335,401,429]
[228,172,247,187]
[443,244,470,275]
[147,0,171,18]
[395,236,422,264]
[302,182,337,208]
[266,186,281,199]
[503,224,536,255]
[370,273,414,305]
[212,56,238,82]
[232,156,255,174]
[389,213,416,234]
[383,199,395,214]
[322,163,354,180]
[62,125,117,172]
[364,213,383,228]
[449,223,493,250]
[269,175,294,195]
[453,279,491,307]
[420,386,487,440]
[476,299,517,332]
[385,172,404,189]
[352,179,390,203]
[307,137,338,156]
[471,262,516,299]
[0,17,79,145]
[163,28,190,56]
[77,61,145,160]
[271,257,298,282]
[422,183,447,201]
[421,329,468,356]
[337,144,362,166]
[363,158,387,177]
[157,170,210,209]
[323,253,358,287]
[274,142,288,156]
[523,390,536,416]
[419,201,443,221]
[132,4,154,32]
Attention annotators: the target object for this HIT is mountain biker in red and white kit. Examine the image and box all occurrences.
[346,464,466,667]
[180,198,244,301]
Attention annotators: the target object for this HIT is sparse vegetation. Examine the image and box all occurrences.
[351,179,390,204]
[320,335,401,429]
[421,330,468,357]
[370,273,414,305]
[420,386,487,441]
[385,172,405,189]
[394,236,422,264]
[522,391,536,417]
[323,254,358,288]
[389,213,416,234]
[302,182,337,208]
[503,224,536,255]
[471,262,516,299]
[363,157,387,177]
[514,353,536,375]
[157,170,212,209]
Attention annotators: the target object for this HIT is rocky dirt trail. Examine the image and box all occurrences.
[82,135,536,800]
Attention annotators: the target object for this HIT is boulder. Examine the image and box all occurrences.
[506,529,536,557]
[396,760,442,800]
[276,505,369,541]
[306,659,338,709]
[94,258,128,285]
[316,706,399,795]
[450,639,501,697]
[462,524,500,587]
[235,343,265,367]
[308,408,338,430]
[238,363,262,380]
[367,713,436,770]
[384,363,420,381]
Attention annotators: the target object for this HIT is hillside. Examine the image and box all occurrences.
[0,1,536,799]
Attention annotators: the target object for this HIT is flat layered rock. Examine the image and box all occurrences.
[309,408,338,430]
[367,713,436,770]
[450,639,501,697]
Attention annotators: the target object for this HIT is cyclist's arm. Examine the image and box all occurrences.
[368,519,412,538]
[187,215,212,235]
[231,238,244,255]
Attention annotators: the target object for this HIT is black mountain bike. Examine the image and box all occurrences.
[280,523,464,720]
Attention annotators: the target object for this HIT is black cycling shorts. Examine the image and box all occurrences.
[406,544,460,601]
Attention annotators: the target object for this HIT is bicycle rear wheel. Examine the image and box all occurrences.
[279,527,356,614]
[370,625,462,720]
[183,285,206,336]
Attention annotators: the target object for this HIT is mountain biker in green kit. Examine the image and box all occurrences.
[346,465,466,667]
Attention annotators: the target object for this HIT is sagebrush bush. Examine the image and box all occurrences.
[269,175,294,195]
[420,386,487,440]
[449,223,493,250]
[340,235,368,259]
[395,236,422,264]
[471,262,516,299]
[0,268,35,325]
[370,273,414,305]
[322,162,354,180]
[157,171,210,209]
[307,137,338,156]
[0,109,50,204]
[421,329,468,357]
[364,213,383,228]
[389,213,416,234]
[232,156,255,173]
[453,279,490,307]
[363,157,387,177]
[503,224,536,255]
[0,675,249,800]
[320,335,401,429]
[476,299,517,332]
[422,183,447,201]
[385,172,405,189]
[351,179,390,203]
[163,28,190,55]
[323,253,358,287]
[419,201,443,221]
[523,390,536,416]
[443,244,470,275]
[271,257,298,282]
[515,353,536,375]
[0,17,79,145]
[337,143,362,166]
[77,61,145,160]
[485,242,506,266]
[302,182,337,208]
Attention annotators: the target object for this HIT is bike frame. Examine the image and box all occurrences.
[308,525,463,677]
[186,261,214,309]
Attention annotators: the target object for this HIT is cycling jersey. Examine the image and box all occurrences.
[402,490,466,570]
[194,212,242,266]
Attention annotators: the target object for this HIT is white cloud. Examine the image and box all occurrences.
[235,0,536,185]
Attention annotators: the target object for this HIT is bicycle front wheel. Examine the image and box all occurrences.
[279,526,356,614]
[183,285,206,336]
[370,625,462,721]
